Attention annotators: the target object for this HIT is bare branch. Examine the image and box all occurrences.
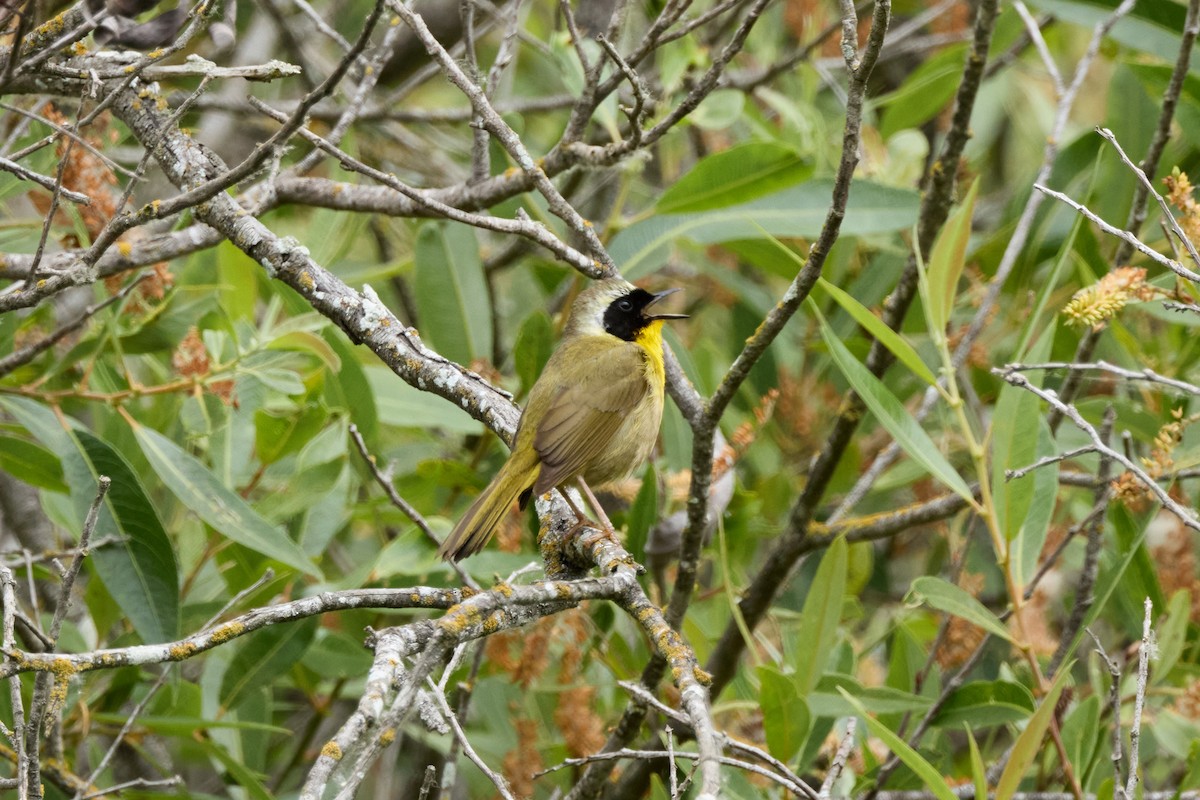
[1012,0,1063,94]
[996,369,1200,532]
[820,718,857,800]
[1,588,462,678]
[0,155,90,204]
[425,674,515,800]
[1126,598,1153,800]
[348,423,479,590]
[1097,125,1200,268]
[1035,183,1200,282]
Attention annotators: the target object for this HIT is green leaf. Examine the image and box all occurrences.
[1061,695,1100,775]
[758,665,810,763]
[74,431,181,644]
[90,714,290,736]
[1182,740,1200,791]
[931,680,1035,729]
[414,221,492,365]
[878,45,968,138]
[248,367,306,396]
[253,404,327,465]
[220,617,317,711]
[992,324,1056,588]
[266,330,341,372]
[1154,589,1190,683]
[906,576,1012,642]
[216,240,259,321]
[996,668,1072,800]
[840,688,959,800]
[0,399,179,643]
[815,277,936,386]
[1059,506,1151,660]
[611,180,920,278]
[0,396,79,461]
[811,302,975,504]
[513,310,554,394]
[967,726,988,800]
[924,178,978,336]
[301,629,373,680]
[809,676,933,717]
[131,423,321,578]
[792,536,847,694]
[196,737,274,800]
[656,142,813,213]
[0,434,66,492]
[1109,503,1166,625]
[1028,0,1198,64]
[1155,710,1200,760]
[365,366,485,435]
[323,329,378,445]
[690,89,745,130]
[625,464,657,563]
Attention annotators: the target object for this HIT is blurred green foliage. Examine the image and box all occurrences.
[3,0,1200,797]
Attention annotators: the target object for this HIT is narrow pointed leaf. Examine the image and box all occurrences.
[793,536,848,694]
[0,434,67,492]
[811,301,974,503]
[0,398,178,642]
[656,142,813,213]
[816,277,936,386]
[995,667,1072,800]
[759,665,811,762]
[992,323,1056,589]
[131,423,321,578]
[967,726,988,800]
[414,222,491,365]
[75,431,180,643]
[612,180,919,278]
[839,688,958,800]
[907,576,1012,642]
[925,178,979,334]
[220,618,317,711]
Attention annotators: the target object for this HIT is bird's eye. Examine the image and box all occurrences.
[618,299,633,312]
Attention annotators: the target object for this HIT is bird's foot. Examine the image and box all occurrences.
[566,515,602,537]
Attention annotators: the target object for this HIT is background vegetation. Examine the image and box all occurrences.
[1,0,1199,798]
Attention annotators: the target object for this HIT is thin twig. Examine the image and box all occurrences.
[617,680,819,800]
[1036,183,1200,282]
[1005,446,1096,481]
[46,477,109,645]
[0,155,91,203]
[820,718,857,800]
[537,748,811,795]
[74,675,174,800]
[77,777,183,799]
[424,674,516,800]
[1097,126,1200,268]
[997,369,1200,532]
[1012,0,1063,94]
[1005,360,1200,397]
[1126,598,1153,800]
[348,424,478,589]
[1088,628,1125,800]
[417,765,438,800]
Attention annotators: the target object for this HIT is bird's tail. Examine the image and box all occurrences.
[439,447,539,562]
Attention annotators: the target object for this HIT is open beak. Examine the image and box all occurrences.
[645,288,688,320]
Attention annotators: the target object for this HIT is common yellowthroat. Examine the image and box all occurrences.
[438,277,687,562]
